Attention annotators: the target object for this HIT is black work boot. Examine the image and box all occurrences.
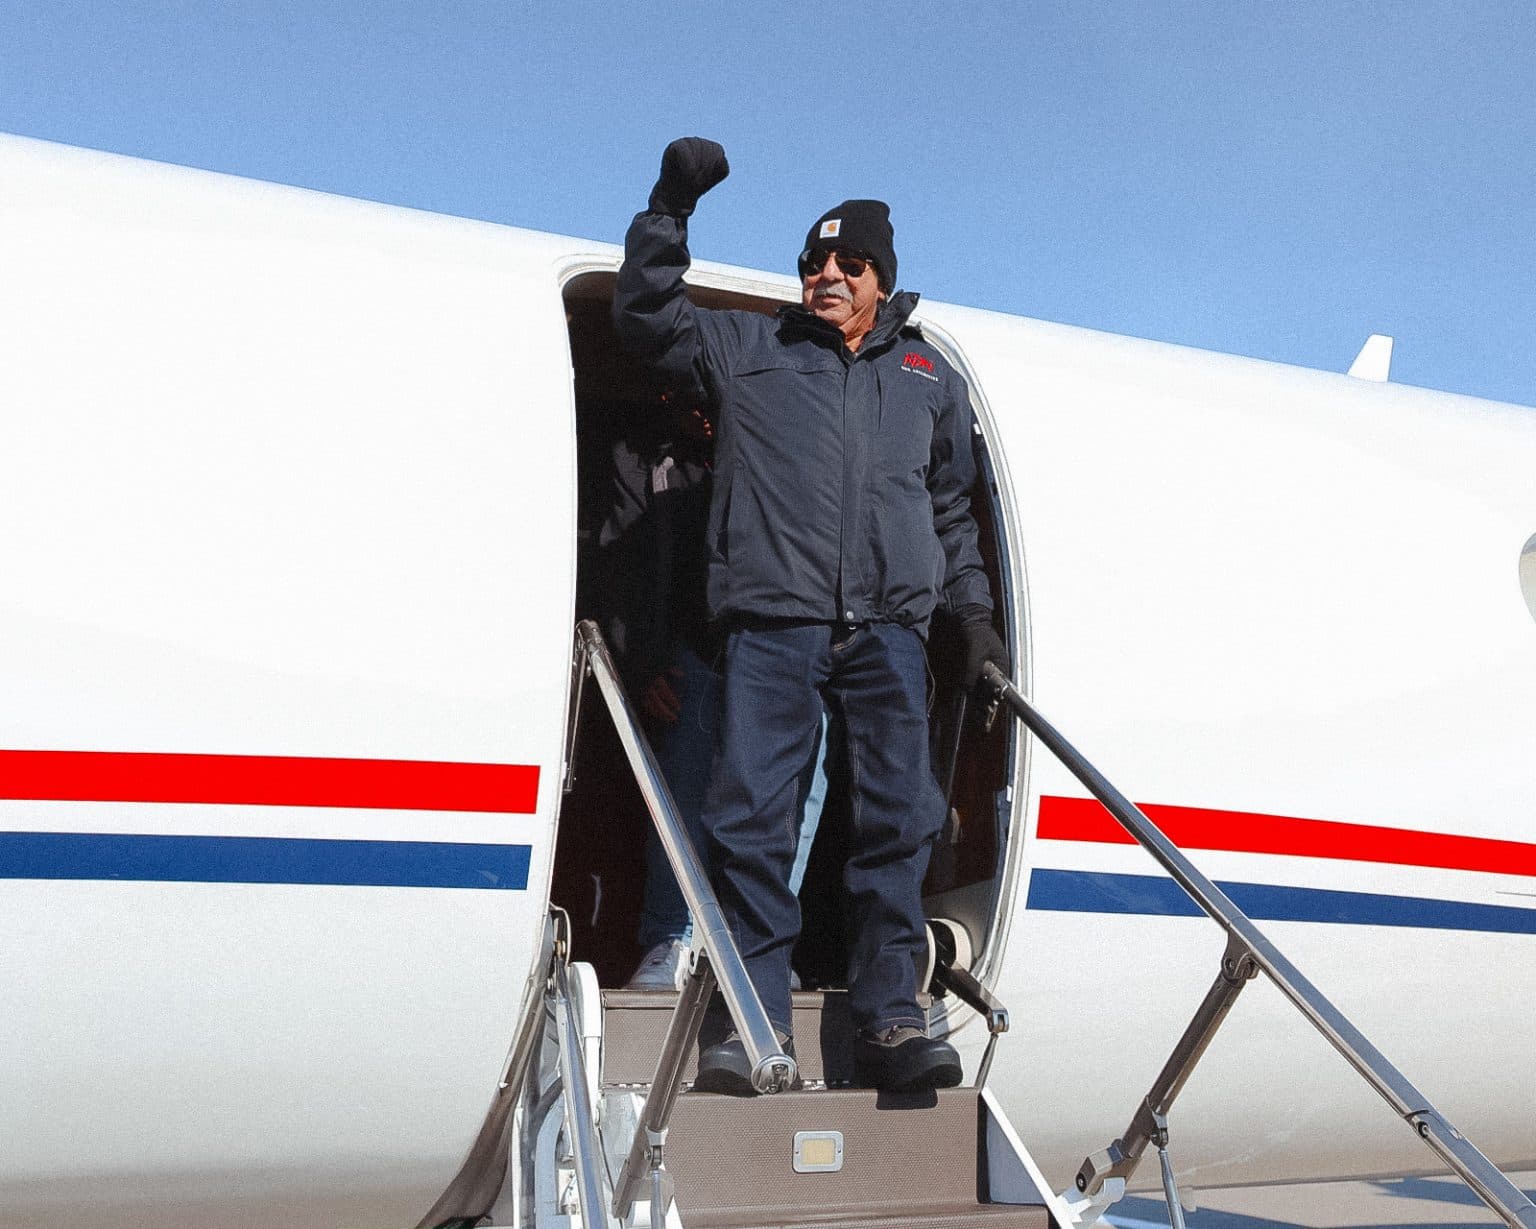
[693,1029,799,1096]
[852,1025,962,1092]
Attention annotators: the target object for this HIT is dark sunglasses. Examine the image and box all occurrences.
[798,247,874,280]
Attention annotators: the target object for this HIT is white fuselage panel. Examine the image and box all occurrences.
[0,134,576,1226]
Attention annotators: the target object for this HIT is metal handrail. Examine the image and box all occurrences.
[980,663,1536,1229]
[551,937,615,1229]
[574,619,795,1094]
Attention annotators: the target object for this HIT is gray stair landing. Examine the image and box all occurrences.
[664,1087,1050,1229]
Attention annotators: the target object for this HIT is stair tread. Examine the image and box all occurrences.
[683,1210,1046,1229]
[602,988,857,1086]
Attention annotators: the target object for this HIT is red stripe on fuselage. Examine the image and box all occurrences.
[1038,795,1536,878]
[0,750,539,814]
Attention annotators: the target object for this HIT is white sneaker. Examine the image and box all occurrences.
[626,939,688,990]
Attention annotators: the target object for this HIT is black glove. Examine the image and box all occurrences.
[648,137,730,218]
[957,604,1008,690]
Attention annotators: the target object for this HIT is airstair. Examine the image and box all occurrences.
[417,622,1536,1229]
[598,988,1050,1229]
[438,931,1056,1229]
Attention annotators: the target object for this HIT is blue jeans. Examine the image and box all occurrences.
[702,621,943,1035]
[638,646,826,949]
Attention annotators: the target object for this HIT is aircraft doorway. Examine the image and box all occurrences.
[554,270,1018,992]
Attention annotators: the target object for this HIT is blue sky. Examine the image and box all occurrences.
[3,2,1533,406]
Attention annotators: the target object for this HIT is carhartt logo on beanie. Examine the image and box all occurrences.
[804,199,896,291]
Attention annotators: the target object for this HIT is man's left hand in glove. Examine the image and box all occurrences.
[956,604,1008,691]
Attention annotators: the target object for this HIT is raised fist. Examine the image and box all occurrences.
[648,137,730,218]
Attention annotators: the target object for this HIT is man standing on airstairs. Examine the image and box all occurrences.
[613,137,1007,1094]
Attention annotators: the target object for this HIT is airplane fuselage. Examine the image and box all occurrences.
[2,132,1534,1228]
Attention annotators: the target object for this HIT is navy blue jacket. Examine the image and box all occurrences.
[613,209,992,633]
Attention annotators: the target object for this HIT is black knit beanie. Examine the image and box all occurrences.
[803,199,896,292]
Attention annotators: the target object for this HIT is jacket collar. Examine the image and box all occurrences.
[778,290,922,356]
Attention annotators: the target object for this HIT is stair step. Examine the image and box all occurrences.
[661,1087,1048,1229]
[673,1215,1040,1229]
[602,988,855,1087]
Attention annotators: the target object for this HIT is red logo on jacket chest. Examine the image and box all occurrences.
[902,351,934,373]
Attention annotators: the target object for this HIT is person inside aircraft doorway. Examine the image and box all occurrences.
[597,385,829,991]
[613,138,1007,1094]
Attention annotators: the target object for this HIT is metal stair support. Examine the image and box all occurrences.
[979,662,1536,1229]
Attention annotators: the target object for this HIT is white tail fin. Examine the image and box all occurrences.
[1348,334,1394,381]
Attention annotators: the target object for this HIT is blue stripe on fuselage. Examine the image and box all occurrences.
[1027,868,1536,934]
[0,831,531,889]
